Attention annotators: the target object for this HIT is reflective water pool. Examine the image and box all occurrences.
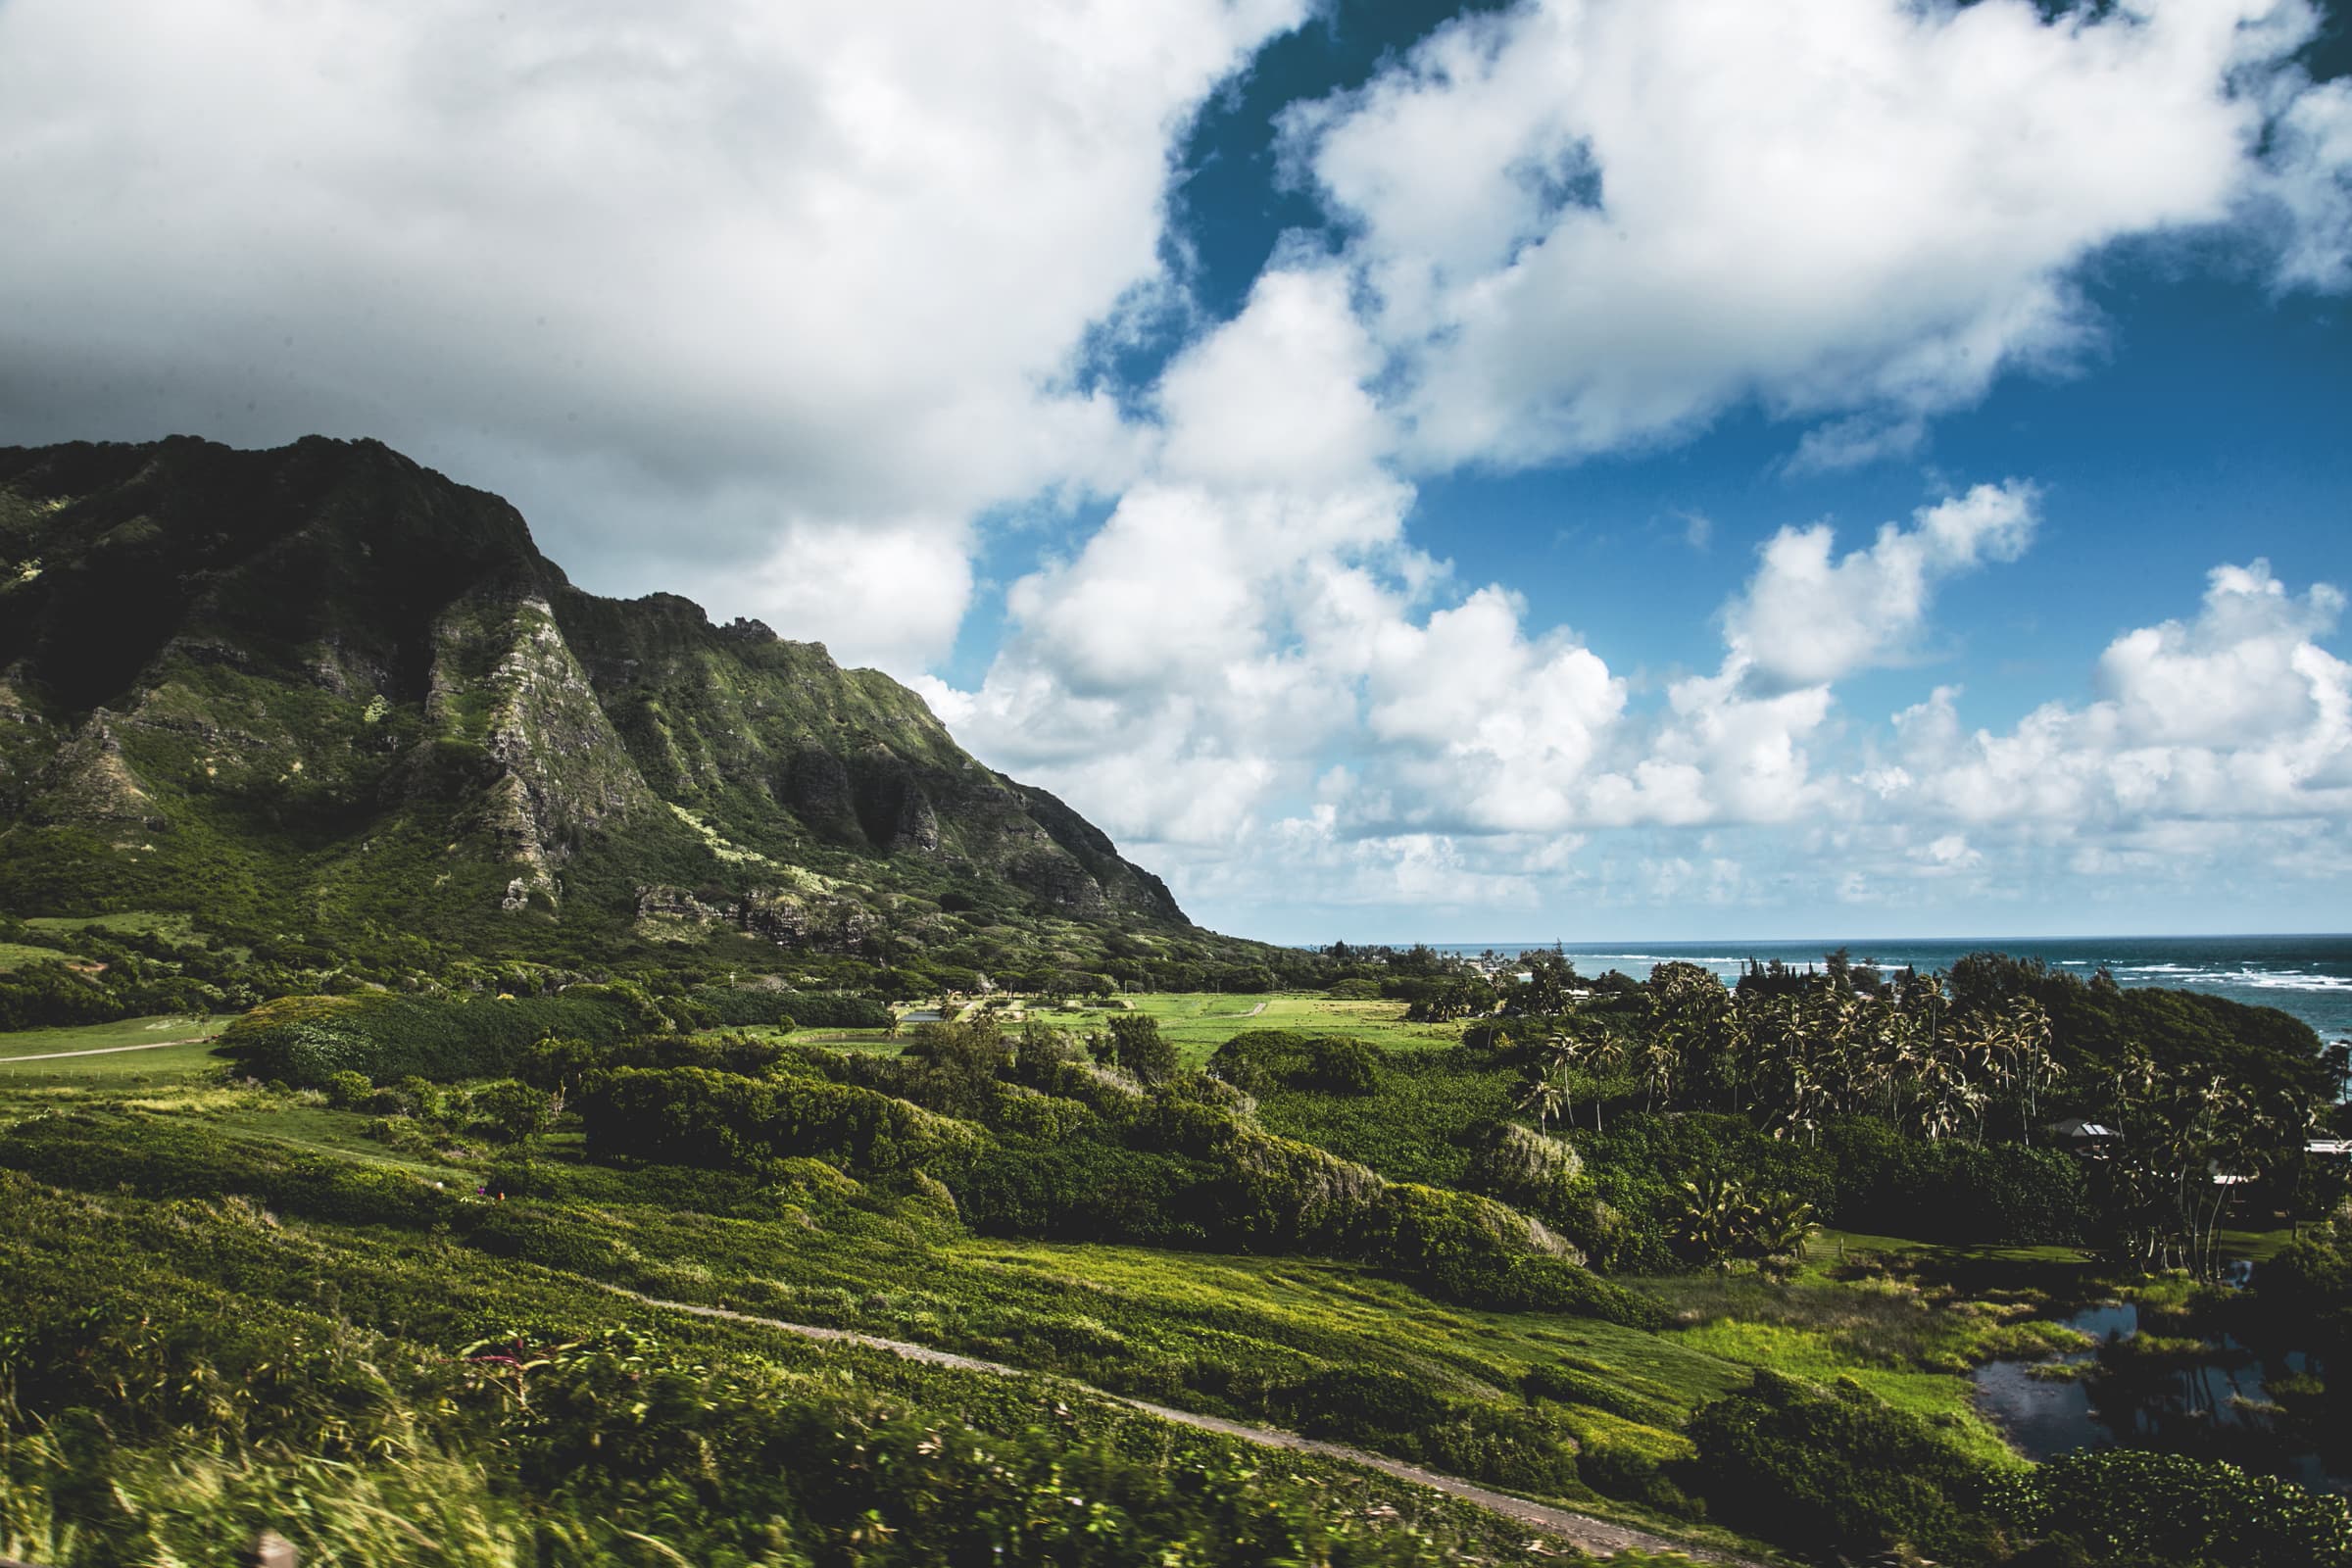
[1972,1299,2347,1493]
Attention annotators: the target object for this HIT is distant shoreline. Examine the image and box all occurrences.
[1310,934,2352,1042]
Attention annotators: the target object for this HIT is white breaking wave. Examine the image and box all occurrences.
[2230,971,2352,993]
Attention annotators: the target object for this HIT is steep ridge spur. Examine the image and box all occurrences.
[0,435,1187,961]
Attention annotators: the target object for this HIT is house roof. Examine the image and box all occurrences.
[2049,1118,2118,1140]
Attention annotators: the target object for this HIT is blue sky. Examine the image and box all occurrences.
[2,0,2348,942]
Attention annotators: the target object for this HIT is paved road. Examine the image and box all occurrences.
[607,1285,1756,1565]
[0,1036,213,1064]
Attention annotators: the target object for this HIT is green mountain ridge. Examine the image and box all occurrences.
[0,434,1214,983]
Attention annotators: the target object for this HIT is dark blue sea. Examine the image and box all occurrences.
[1425,935,2352,1044]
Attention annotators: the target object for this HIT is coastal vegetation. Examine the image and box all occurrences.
[3,944,2347,1566]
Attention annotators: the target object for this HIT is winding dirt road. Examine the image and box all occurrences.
[606,1285,1758,1565]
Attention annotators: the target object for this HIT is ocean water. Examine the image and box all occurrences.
[1425,935,2352,1043]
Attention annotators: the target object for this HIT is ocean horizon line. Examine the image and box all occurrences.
[1318,931,2352,949]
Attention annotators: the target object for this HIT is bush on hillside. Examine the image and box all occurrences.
[1825,1118,2091,1245]
[574,1065,989,1179]
[680,987,799,1029]
[1686,1370,1998,1563]
[770,991,893,1030]
[220,991,652,1086]
[1207,1031,1383,1096]
[1991,1449,2352,1568]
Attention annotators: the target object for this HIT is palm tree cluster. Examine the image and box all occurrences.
[1540,962,2065,1150]
[2100,1040,2318,1276]
[1513,961,2338,1279]
[1733,976,2062,1148]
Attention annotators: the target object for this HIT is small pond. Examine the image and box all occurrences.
[1973,1296,2348,1494]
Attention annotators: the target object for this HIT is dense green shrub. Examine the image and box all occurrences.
[683,985,800,1028]
[575,1031,787,1078]
[960,1095,1662,1328]
[2256,1201,2352,1348]
[958,1135,1223,1247]
[1991,1449,2352,1568]
[320,1068,374,1109]
[774,990,894,1029]
[1108,1012,1178,1085]
[1250,1046,1517,1190]
[1686,1370,1998,1563]
[1207,1031,1382,1095]
[1464,1120,1580,1204]
[1825,1118,2092,1244]
[575,1065,989,1178]
[220,991,651,1085]
[984,1082,1101,1143]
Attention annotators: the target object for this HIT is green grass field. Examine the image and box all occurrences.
[707,992,1464,1068]
[0,1015,230,1096]
[0,1012,223,1058]
[17,993,2279,1566]
[1022,991,1463,1065]
[19,910,201,941]
[0,939,72,972]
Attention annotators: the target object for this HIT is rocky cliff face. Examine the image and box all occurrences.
[0,435,1187,955]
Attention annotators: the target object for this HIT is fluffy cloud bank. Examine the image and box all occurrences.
[1287,0,2352,471]
[0,0,1304,668]
[1881,562,2352,829]
[1725,484,2039,692]
[929,0,2352,924]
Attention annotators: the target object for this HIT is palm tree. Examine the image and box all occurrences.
[1749,1191,1817,1259]
[1635,1026,1684,1110]
[1541,1031,1581,1131]
[1581,1027,1625,1132]
[1516,1073,1566,1133]
[1779,1060,1828,1146]
[1675,1175,1751,1268]
[2010,997,2056,1144]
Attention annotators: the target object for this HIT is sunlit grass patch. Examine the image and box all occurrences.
[1023,991,1464,1065]
[0,1038,227,1099]
[1663,1317,2020,1466]
[19,910,202,942]
[1553,1402,1696,1464]
[0,1013,223,1057]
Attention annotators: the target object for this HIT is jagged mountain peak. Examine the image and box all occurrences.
[0,435,1189,964]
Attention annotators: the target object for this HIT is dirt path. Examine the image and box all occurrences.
[0,1036,213,1064]
[607,1285,1756,1565]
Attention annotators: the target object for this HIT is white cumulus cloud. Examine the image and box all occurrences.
[1286,0,2352,472]
[1891,561,2352,827]
[1725,481,2039,692]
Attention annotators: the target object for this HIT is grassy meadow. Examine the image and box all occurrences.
[707,990,1471,1063]
[1,978,2333,1567]
[1020,991,1471,1063]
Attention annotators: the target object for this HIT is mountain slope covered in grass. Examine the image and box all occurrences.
[0,435,1264,990]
